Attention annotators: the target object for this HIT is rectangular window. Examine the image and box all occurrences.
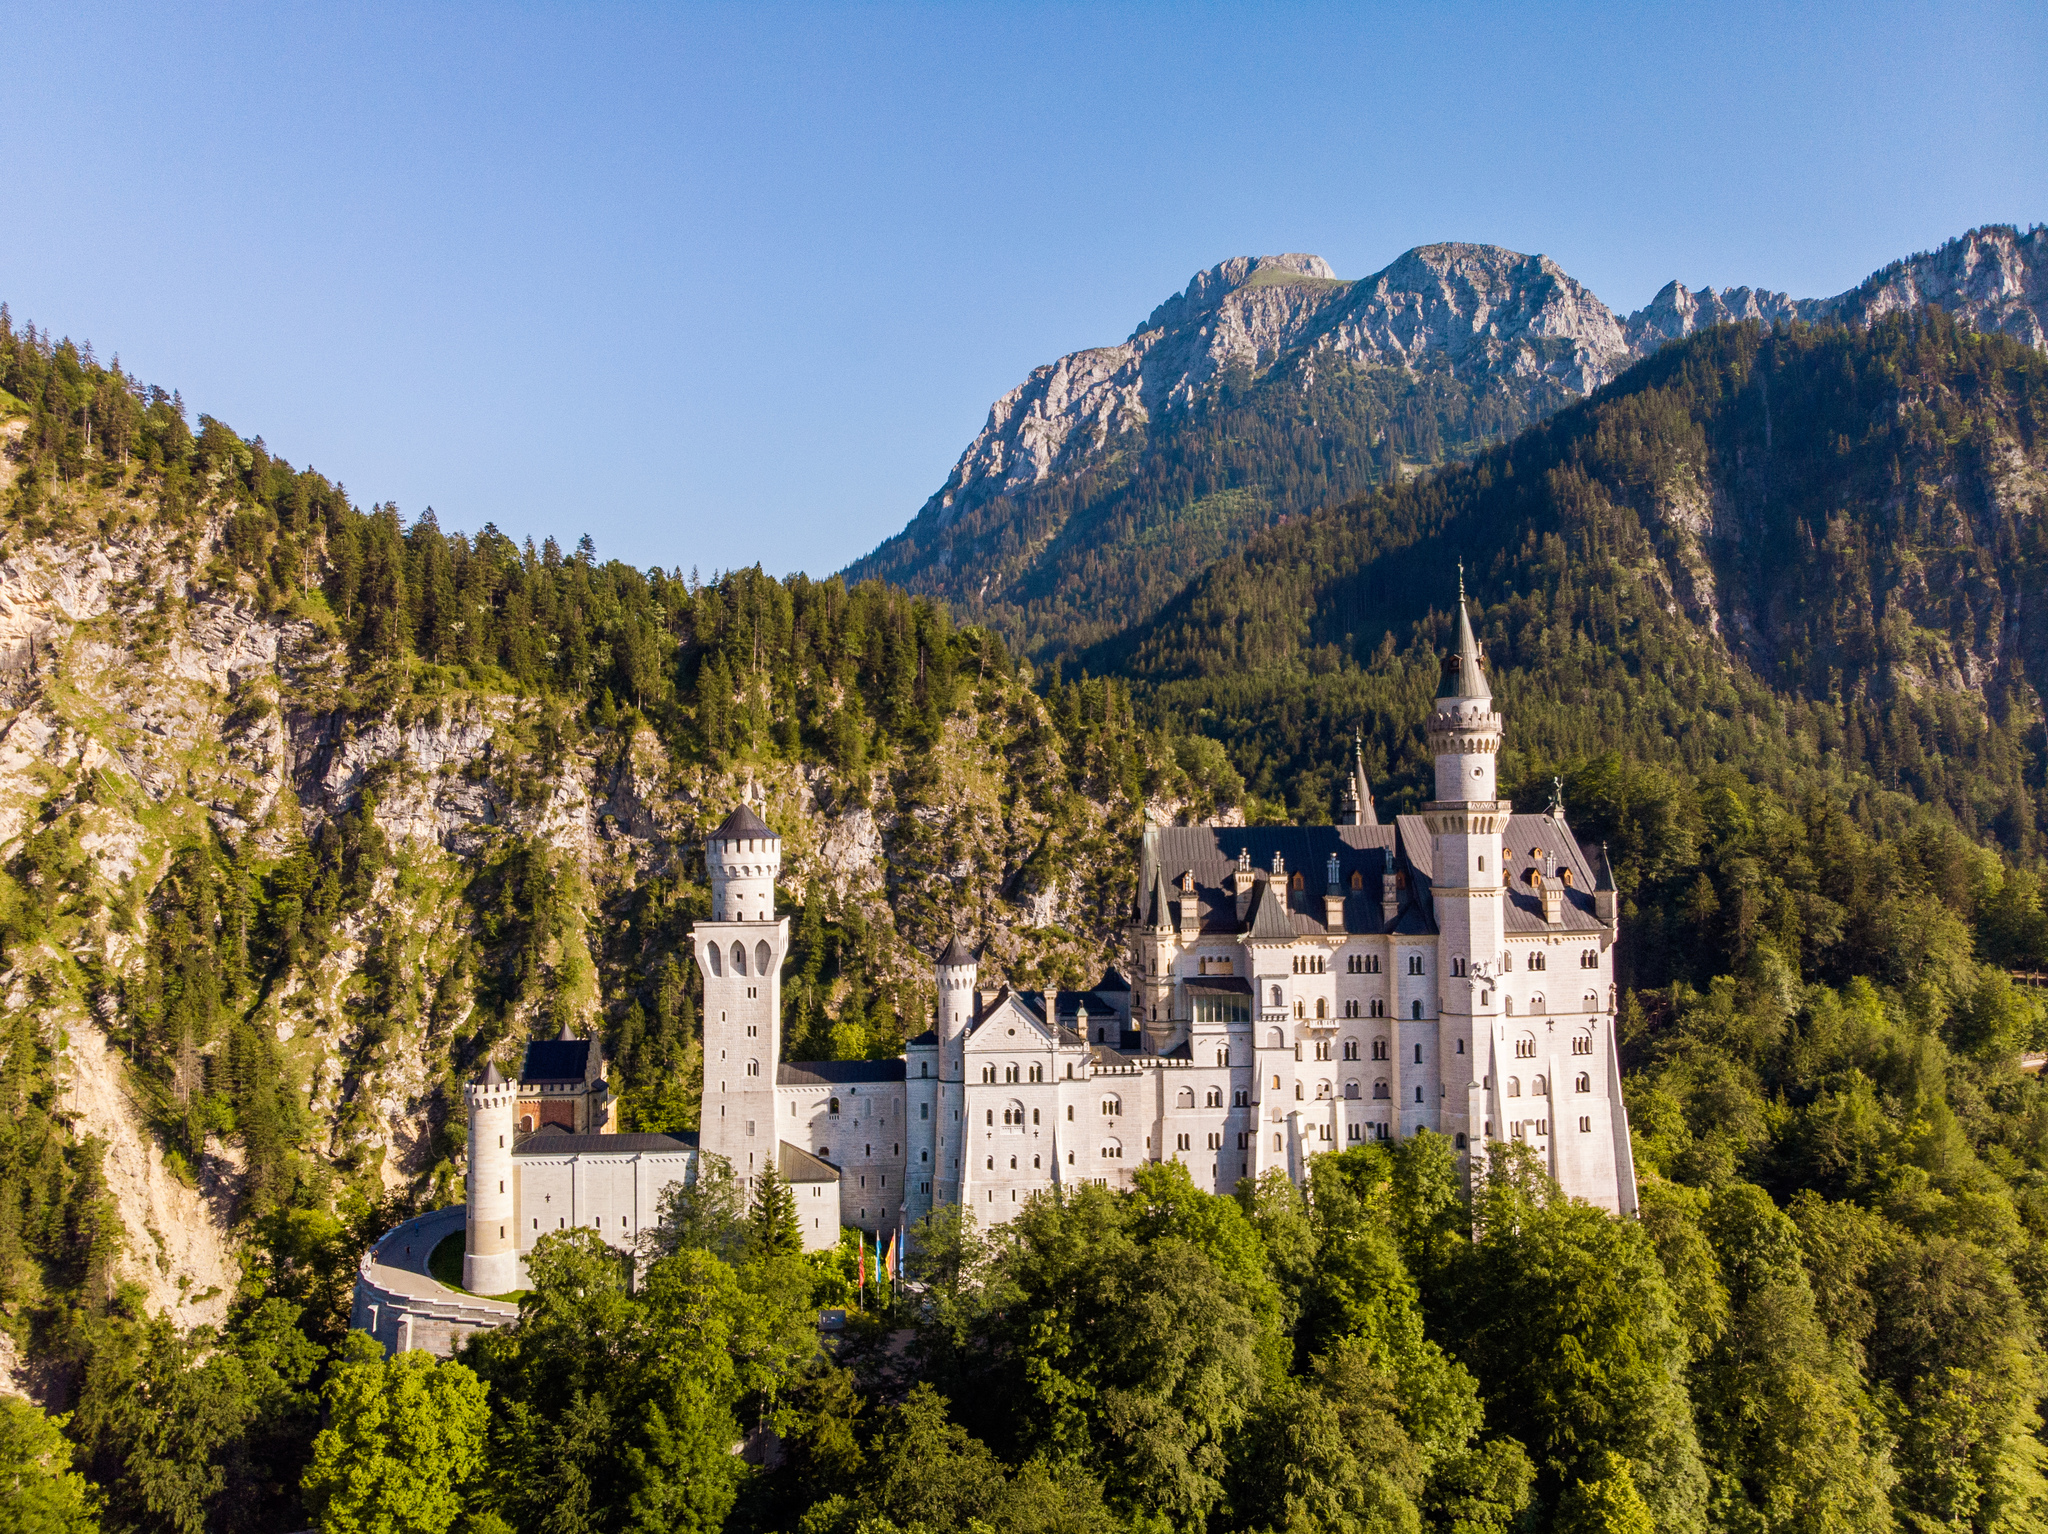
[920,1103,930,1120]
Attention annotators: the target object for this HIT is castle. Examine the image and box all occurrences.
[456,578,1637,1287]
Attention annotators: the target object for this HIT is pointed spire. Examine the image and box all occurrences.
[1440,563,1490,701]
[1353,731,1378,827]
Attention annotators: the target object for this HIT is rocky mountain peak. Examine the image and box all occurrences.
[1134,252,1341,338]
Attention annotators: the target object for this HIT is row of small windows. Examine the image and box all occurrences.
[981,1063,1049,1083]
[1501,1073,1594,1095]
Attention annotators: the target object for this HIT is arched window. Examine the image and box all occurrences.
[1350,870,1364,890]
[707,943,722,976]
[1576,1072,1591,1093]
[1343,1038,1358,1060]
[1373,1079,1389,1099]
[1515,1035,1536,1059]
[1345,1081,1359,1099]
[1101,1096,1122,1117]
[1273,1133,1284,1151]
[1507,1076,1521,1096]
[756,939,772,974]
[731,940,748,976]
[1271,1073,1282,1090]
[1504,997,1515,1015]
[1411,1000,1423,1020]
[1291,872,1305,891]
[745,1059,759,1077]
[1102,1139,1123,1160]
[1270,985,1284,1008]
[1005,1100,1025,1129]
[1530,993,1547,1014]
[1177,1087,1195,1108]
[1317,1079,1332,1099]
[1572,1033,1593,1055]
[1267,1026,1284,1048]
[1316,997,1327,1019]
[1455,1132,1467,1149]
[829,1097,841,1115]
[1452,956,1465,976]
[1584,992,1600,1012]
[1532,1075,1547,1094]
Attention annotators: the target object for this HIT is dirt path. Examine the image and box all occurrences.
[58,1018,237,1329]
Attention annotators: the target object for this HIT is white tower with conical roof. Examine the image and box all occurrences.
[1425,570,1508,1162]
[464,1062,519,1294]
[696,803,788,1188]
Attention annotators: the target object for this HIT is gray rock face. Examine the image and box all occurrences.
[915,224,2048,537]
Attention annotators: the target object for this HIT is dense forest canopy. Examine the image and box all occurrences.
[7,302,2048,1532]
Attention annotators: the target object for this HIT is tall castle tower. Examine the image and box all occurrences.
[464,1062,519,1294]
[1425,573,1508,1159]
[933,936,977,1205]
[695,804,788,1187]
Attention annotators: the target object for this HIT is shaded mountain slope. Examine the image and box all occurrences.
[850,225,2048,663]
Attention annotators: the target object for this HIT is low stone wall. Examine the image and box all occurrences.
[349,1206,520,1358]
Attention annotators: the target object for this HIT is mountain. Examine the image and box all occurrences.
[11,283,2048,1534]
[848,224,2048,661]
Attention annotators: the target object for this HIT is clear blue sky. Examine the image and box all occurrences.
[7,2,2042,576]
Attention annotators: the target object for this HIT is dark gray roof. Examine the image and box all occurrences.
[1184,975,1253,995]
[479,1061,506,1086]
[937,935,977,966]
[513,1131,695,1156]
[1147,823,1422,937]
[713,803,773,840]
[1502,816,1605,933]
[1440,580,1490,700]
[1094,966,1131,993]
[779,1142,840,1183]
[906,1029,939,1048]
[777,1059,909,1086]
[520,1037,600,1084]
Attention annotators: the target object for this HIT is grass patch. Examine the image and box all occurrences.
[428,1229,466,1289]
[1242,268,1351,292]
[427,1228,528,1302]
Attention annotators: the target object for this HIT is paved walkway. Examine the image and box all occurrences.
[351,1207,519,1356]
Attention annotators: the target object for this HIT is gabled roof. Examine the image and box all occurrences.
[779,1142,841,1183]
[1094,966,1131,993]
[520,1036,600,1084]
[1244,877,1298,942]
[713,803,773,840]
[937,934,978,967]
[777,1059,909,1086]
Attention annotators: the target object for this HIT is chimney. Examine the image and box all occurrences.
[1178,874,1198,938]
[1381,869,1400,929]
[1324,892,1345,930]
[1541,867,1563,927]
[1043,988,1059,1032]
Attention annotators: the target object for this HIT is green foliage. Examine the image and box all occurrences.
[301,1332,491,1534]
[0,1397,100,1534]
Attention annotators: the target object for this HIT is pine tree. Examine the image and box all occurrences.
[751,1163,801,1258]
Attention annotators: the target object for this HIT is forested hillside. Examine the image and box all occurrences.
[10,293,2048,1534]
[851,225,2046,666]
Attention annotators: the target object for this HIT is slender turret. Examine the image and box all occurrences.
[696,802,788,1188]
[464,1062,519,1294]
[1424,567,1508,1158]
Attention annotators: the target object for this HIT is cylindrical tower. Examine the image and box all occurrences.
[935,935,978,1074]
[709,803,782,922]
[464,1062,519,1295]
